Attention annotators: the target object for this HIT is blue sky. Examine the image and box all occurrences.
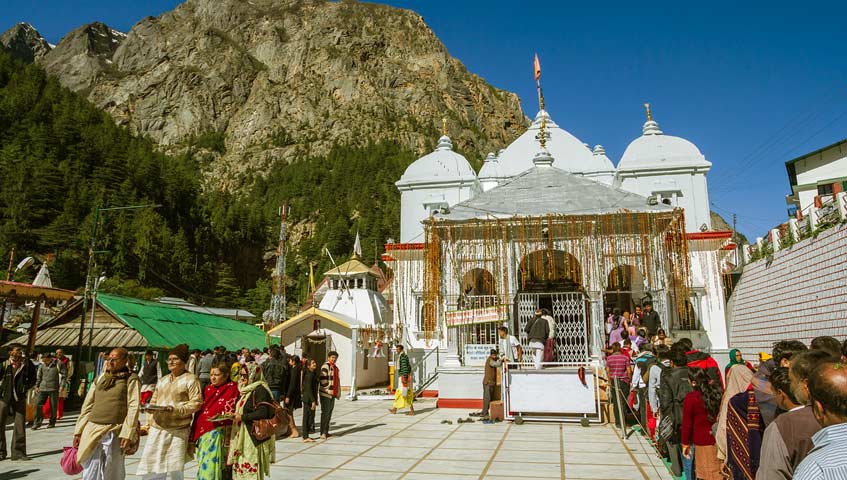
[2,0,846,239]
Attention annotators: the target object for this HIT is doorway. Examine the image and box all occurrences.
[303,333,327,367]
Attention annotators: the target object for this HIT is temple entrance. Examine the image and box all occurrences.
[302,332,328,367]
[514,292,589,364]
[603,265,646,315]
[514,250,589,364]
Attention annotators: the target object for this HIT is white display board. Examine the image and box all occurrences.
[506,368,598,415]
[463,344,497,366]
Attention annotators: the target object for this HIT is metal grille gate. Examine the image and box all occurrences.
[514,292,589,364]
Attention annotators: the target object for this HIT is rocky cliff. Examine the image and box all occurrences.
[0,23,53,63]
[6,0,527,187]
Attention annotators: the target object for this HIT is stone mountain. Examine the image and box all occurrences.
[3,0,527,188]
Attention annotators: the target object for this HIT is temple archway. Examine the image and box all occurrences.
[518,250,582,294]
[603,264,646,315]
[459,268,497,309]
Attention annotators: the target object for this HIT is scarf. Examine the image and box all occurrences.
[726,389,764,480]
[331,362,340,398]
[192,380,239,442]
[725,349,744,374]
[96,366,130,391]
[228,363,275,475]
[716,364,754,460]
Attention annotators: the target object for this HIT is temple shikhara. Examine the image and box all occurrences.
[383,98,734,417]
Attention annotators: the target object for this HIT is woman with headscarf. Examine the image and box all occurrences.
[725,349,754,376]
[192,364,239,480]
[715,364,755,463]
[137,343,203,480]
[227,363,275,480]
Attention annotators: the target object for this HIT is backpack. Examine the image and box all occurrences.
[658,366,692,440]
[636,355,657,384]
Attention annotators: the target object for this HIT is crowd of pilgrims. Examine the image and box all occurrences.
[72,343,341,480]
[604,307,847,480]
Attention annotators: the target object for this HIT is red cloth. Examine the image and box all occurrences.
[646,403,656,439]
[331,363,340,398]
[42,397,65,419]
[686,350,725,388]
[191,380,239,442]
[140,391,154,405]
[681,390,716,446]
[543,338,555,362]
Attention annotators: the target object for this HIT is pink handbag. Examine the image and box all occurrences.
[61,446,83,475]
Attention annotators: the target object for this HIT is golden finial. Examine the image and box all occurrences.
[539,114,547,149]
[644,103,652,122]
[441,117,447,137]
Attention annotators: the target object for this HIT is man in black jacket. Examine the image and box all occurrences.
[658,344,693,478]
[525,309,549,370]
[641,301,661,338]
[261,346,288,402]
[0,343,37,461]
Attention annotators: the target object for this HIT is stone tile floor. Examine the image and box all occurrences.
[1,399,673,479]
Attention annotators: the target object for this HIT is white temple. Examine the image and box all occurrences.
[383,104,733,406]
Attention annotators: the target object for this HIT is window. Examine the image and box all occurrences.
[817,183,834,196]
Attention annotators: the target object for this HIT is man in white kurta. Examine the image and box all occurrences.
[74,347,140,480]
[137,344,202,480]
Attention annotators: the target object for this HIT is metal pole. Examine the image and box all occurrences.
[74,206,99,394]
[87,282,99,360]
[614,377,626,439]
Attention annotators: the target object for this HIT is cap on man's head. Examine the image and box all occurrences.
[490,349,498,355]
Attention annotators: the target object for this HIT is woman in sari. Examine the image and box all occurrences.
[715,364,755,463]
[227,363,275,480]
[192,365,239,480]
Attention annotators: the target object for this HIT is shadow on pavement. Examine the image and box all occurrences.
[334,423,386,436]
[2,468,40,479]
[30,448,64,458]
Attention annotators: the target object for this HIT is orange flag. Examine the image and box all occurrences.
[534,54,541,81]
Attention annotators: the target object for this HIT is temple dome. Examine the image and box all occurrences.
[478,152,504,180]
[496,110,606,176]
[591,145,615,173]
[396,135,478,186]
[618,118,711,171]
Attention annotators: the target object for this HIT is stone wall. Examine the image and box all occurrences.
[727,224,847,354]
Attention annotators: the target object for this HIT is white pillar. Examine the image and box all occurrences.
[837,191,847,221]
[349,326,358,400]
[809,206,818,231]
[741,244,751,264]
[788,218,799,242]
[755,237,763,252]
[770,228,781,252]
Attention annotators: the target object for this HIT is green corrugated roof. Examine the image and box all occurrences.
[97,294,266,351]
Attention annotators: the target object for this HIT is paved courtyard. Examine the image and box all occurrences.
[2,398,672,480]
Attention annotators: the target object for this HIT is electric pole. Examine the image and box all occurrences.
[270,203,289,326]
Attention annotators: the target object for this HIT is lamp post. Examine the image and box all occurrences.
[73,203,160,394]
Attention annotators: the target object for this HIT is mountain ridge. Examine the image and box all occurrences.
[2,0,528,188]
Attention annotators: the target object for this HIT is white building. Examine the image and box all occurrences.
[384,104,733,404]
[266,254,391,394]
[785,137,847,217]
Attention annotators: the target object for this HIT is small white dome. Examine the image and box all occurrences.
[396,135,478,186]
[479,152,504,180]
[617,118,711,171]
[591,145,615,173]
[496,110,605,176]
